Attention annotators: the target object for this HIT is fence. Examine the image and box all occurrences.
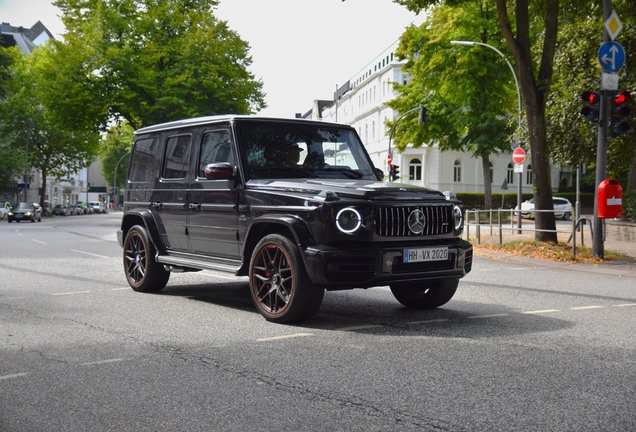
[464,209,595,258]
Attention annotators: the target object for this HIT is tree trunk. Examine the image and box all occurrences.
[481,153,493,210]
[627,155,636,191]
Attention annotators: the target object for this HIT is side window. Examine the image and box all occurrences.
[198,130,233,177]
[162,134,192,179]
[129,138,160,183]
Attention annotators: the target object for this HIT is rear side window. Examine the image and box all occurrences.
[198,130,233,177]
[162,135,192,179]
[128,138,160,183]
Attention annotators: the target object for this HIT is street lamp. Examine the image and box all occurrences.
[113,152,130,211]
[451,40,523,232]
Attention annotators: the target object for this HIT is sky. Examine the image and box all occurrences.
[0,0,425,118]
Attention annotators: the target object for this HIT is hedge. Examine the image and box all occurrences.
[455,192,596,214]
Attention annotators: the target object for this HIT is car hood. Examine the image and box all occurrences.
[245,179,446,202]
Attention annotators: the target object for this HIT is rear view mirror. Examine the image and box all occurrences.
[204,162,236,180]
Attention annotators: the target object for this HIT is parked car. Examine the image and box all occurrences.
[52,204,71,216]
[72,203,84,215]
[0,201,12,219]
[118,115,472,323]
[7,202,42,223]
[89,201,107,214]
[516,197,574,220]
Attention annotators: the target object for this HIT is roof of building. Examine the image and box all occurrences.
[0,21,55,53]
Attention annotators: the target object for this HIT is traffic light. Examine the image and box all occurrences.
[389,164,400,182]
[609,90,631,138]
[418,106,428,124]
[581,90,601,123]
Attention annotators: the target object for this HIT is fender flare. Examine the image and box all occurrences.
[120,210,166,253]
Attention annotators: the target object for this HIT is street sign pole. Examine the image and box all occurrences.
[593,0,614,259]
[512,147,526,234]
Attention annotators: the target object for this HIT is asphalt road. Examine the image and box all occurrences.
[1,213,635,431]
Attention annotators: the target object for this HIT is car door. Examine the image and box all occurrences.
[154,133,193,251]
[187,127,240,258]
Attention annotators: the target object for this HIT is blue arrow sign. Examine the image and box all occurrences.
[598,41,625,73]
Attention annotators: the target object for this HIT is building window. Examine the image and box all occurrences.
[453,160,462,182]
[409,158,422,181]
[526,164,533,185]
[372,120,375,140]
[507,163,514,184]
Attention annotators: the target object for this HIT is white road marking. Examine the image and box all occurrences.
[80,358,125,366]
[0,373,28,381]
[336,325,383,332]
[51,291,91,296]
[70,249,109,258]
[257,333,313,342]
[613,303,636,307]
[111,287,130,291]
[31,239,47,245]
[408,319,451,324]
[570,306,604,310]
[467,314,509,319]
[520,309,561,315]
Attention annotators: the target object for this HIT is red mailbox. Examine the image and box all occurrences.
[598,179,623,219]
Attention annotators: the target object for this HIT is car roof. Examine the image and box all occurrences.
[133,115,352,135]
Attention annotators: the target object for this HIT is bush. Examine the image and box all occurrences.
[455,192,595,213]
[623,189,636,222]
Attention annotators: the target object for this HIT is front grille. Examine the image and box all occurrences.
[325,256,377,283]
[392,253,456,274]
[464,250,473,273]
[375,205,453,237]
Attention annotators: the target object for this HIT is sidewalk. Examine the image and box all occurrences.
[464,219,636,278]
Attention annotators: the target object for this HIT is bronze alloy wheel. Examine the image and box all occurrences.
[249,234,323,323]
[123,225,169,292]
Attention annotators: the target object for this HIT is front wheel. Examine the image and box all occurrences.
[123,225,170,292]
[562,212,571,220]
[390,278,459,309]
[249,234,324,323]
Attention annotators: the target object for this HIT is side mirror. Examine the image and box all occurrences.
[374,167,385,181]
[204,162,236,180]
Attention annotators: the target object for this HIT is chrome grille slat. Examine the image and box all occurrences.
[375,204,453,237]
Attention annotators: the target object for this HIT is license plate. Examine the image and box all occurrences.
[15,215,22,219]
[403,247,449,263]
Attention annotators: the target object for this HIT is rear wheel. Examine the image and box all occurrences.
[390,278,459,309]
[249,234,324,323]
[123,225,169,292]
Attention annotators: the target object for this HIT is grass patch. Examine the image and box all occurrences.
[474,240,631,264]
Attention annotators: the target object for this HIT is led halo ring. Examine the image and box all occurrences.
[453,205,464,231]
[336,207,362,234]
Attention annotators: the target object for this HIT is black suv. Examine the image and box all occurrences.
[118,115,472,323]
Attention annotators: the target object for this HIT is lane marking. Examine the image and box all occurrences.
[408,319,450,324]
[70,249,109,259]
[336,325,383,332]
[2,297,28,301]
[51,291,91,296]
[257,333,313,342]
[111,287,129,291]
[80,358,125,366]
[0,373,28,381]
[520,309,560,315]
[31,239,47,245]
[613,303,636,307]
[571,306,604,310]
[467,314,509,319]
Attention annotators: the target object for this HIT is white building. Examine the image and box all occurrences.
[302,40,571,198]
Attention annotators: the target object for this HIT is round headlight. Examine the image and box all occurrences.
[453,205,463,232]
[336,207,362,234]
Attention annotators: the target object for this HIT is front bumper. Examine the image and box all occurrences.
[303,239,473,289]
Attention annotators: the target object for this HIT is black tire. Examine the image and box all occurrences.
[390,278,459,309]
[123,225,170,292]
[249,234,324,323]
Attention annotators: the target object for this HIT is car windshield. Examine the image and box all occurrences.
[13,203,32,210]
[236,121,377,181]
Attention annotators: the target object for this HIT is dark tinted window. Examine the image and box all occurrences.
[199,130,233,177]
[162,135,192,179]
[129,138,160,183]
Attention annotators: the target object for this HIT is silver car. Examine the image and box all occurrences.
[516,197,574,220]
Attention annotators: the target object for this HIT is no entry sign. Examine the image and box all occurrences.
[512,147,526,165]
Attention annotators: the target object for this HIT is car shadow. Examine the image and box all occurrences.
[152,281,575,339]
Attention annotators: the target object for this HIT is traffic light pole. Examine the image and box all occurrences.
[592,0,613,259]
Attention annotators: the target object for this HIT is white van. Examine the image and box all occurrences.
[89,201,108,214]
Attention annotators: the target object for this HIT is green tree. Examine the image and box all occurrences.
[397,0,560,242]
[43,0,266,132]
[99,121,133,194]
[0,47,101,208]
[387,3,515,209]
[0,47,23,196]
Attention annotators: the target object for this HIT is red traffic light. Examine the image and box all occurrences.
[581,90,601,123]
[613,91,632,105]
[582,91,599,104]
